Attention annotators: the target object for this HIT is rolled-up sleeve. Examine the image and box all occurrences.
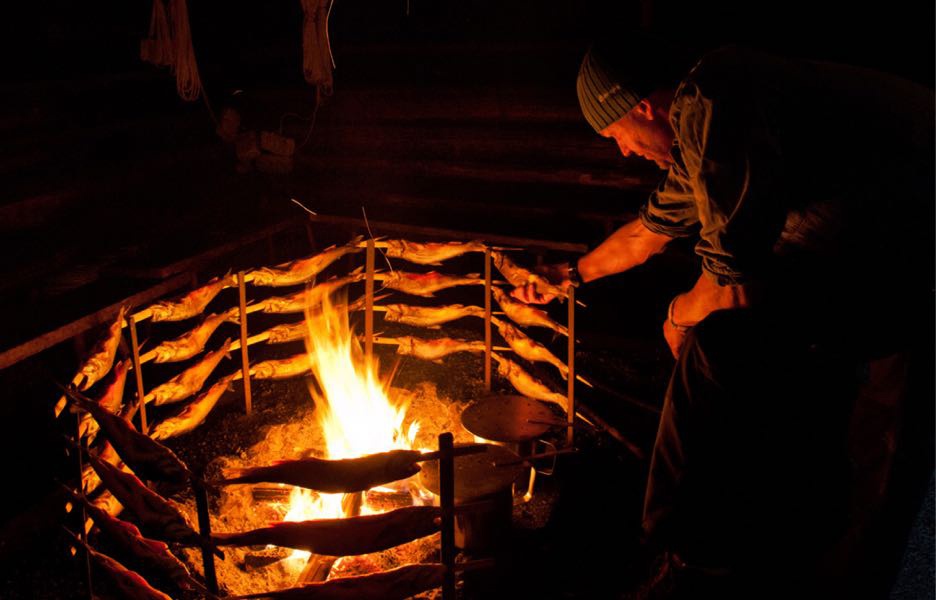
[640,148,700,238]
[673,80,787,285]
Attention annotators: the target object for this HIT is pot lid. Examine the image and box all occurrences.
[419,443,524,502]
[460,394,556,443]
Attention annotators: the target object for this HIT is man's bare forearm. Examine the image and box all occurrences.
[578,219,672,282]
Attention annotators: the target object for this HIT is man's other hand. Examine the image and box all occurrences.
[509,262,571,305]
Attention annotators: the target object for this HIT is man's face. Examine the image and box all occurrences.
[600,102,675,169]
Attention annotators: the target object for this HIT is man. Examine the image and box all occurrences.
[515,38,934,596]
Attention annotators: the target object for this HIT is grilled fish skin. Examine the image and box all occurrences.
[149,273,236,322]
[492,352,569,413]
[380,271,485,297]
[150,309,236,363]
[149,373,235,441]
[383,239,486,266]
[382,303,484,328]
[491,251,567,300]
[493,318,568,379]
[145,338,232,406]
[491,287,568,336]
[249,236,364,287]
[393,336,486,362]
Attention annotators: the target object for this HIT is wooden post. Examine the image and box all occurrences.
[484,248,492,392]
[566,285,575,448]
[193,481,219,595]
[439,432,456,600]
[237,272,252,415]
[365,238,375,363]
[126,314,147,434]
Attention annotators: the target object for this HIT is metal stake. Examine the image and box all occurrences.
[193,480,219,594]
[237,271,252,415]
[126,314,147,434]
[439,432,456,600]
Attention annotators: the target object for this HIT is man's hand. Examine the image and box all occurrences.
[510,262,571,305]
[662,313,690,358]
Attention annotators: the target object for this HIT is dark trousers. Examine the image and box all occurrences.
[642,308,855,583]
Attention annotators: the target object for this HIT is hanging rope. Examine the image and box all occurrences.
[141,0,203,102]
[301,0,335,95]
[169,0,203,102]
[140,0,172,67]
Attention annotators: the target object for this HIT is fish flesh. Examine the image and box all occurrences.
[62,529,173,600]
[145,339,232,406]
[64,487,207,594]
[262,320,309,344]
[78,358,130,442]
[214,505,440,556]
[491,287,568,336]
[262,269,365,314]
[492,352,569,413]
[383,239,486,265]
[249,236,364,287]
[493,318,568,379]
[149,273,236,322]
[392,336,485,362]
[380,271,484,297]
[216,449,423,493]
[84,449,203,546]
[64,386,191,483]
[150,309,236,363]
[149,374,235,441]
[381,303,484,328]
[232,563,445,600]
[54,306,128,417]
[491,251,567,300]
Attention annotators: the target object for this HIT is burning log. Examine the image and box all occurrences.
[214,449,424,494]
[213,505,441,557]
[232,563,445,600]
[62,385,191,483]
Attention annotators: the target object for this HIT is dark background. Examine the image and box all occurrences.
[0,1,932,597]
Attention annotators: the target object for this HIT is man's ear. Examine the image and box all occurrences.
[634,99,655,121]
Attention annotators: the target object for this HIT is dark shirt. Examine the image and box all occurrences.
[639,46,934,288]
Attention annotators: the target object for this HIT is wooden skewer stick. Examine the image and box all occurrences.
[484,248,492,392]
[566,285,575,447]
[237,271,252,415]
[126,313,147,434]
[365,239,375,362]
[414,444,488,463]
[228,332,270,352]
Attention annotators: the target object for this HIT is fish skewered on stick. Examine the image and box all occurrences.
[231,563,446,600]
[378,270,485,297]
[388,336,486,362]
[380,303,484,328]
[63,488,208,595]
[261,269,366,314]
[214,505,440,556]
[78,358,130,442]
[492,318,573,380]
[149,374,236,441]
[381,239,487,265]
[62,385,191,483]
[80,441,122,496]
[491,287,568,337]
[79,446,214,552]
[62,529,173,600]
[249,236,364,287]
[492,352,569,413]
[144,339,232,406]
[215,449,424,493]
[148,309,237,363]
[491,250,568,301]
[54,305,128,417]
[148,273,236,322]
[233,353,312,381]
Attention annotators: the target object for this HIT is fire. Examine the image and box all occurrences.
[278,292,420,568]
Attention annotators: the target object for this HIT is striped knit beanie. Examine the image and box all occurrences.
[577,36,695,133]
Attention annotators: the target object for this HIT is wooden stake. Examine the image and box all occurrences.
[193,480,219,595]
[439,432,456,600]
[126,314,147,434]
[74,416,93,600]
[484,248,492,392]
[365,238,375,363]
[237,272,252,415]
[567,285,575,448]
